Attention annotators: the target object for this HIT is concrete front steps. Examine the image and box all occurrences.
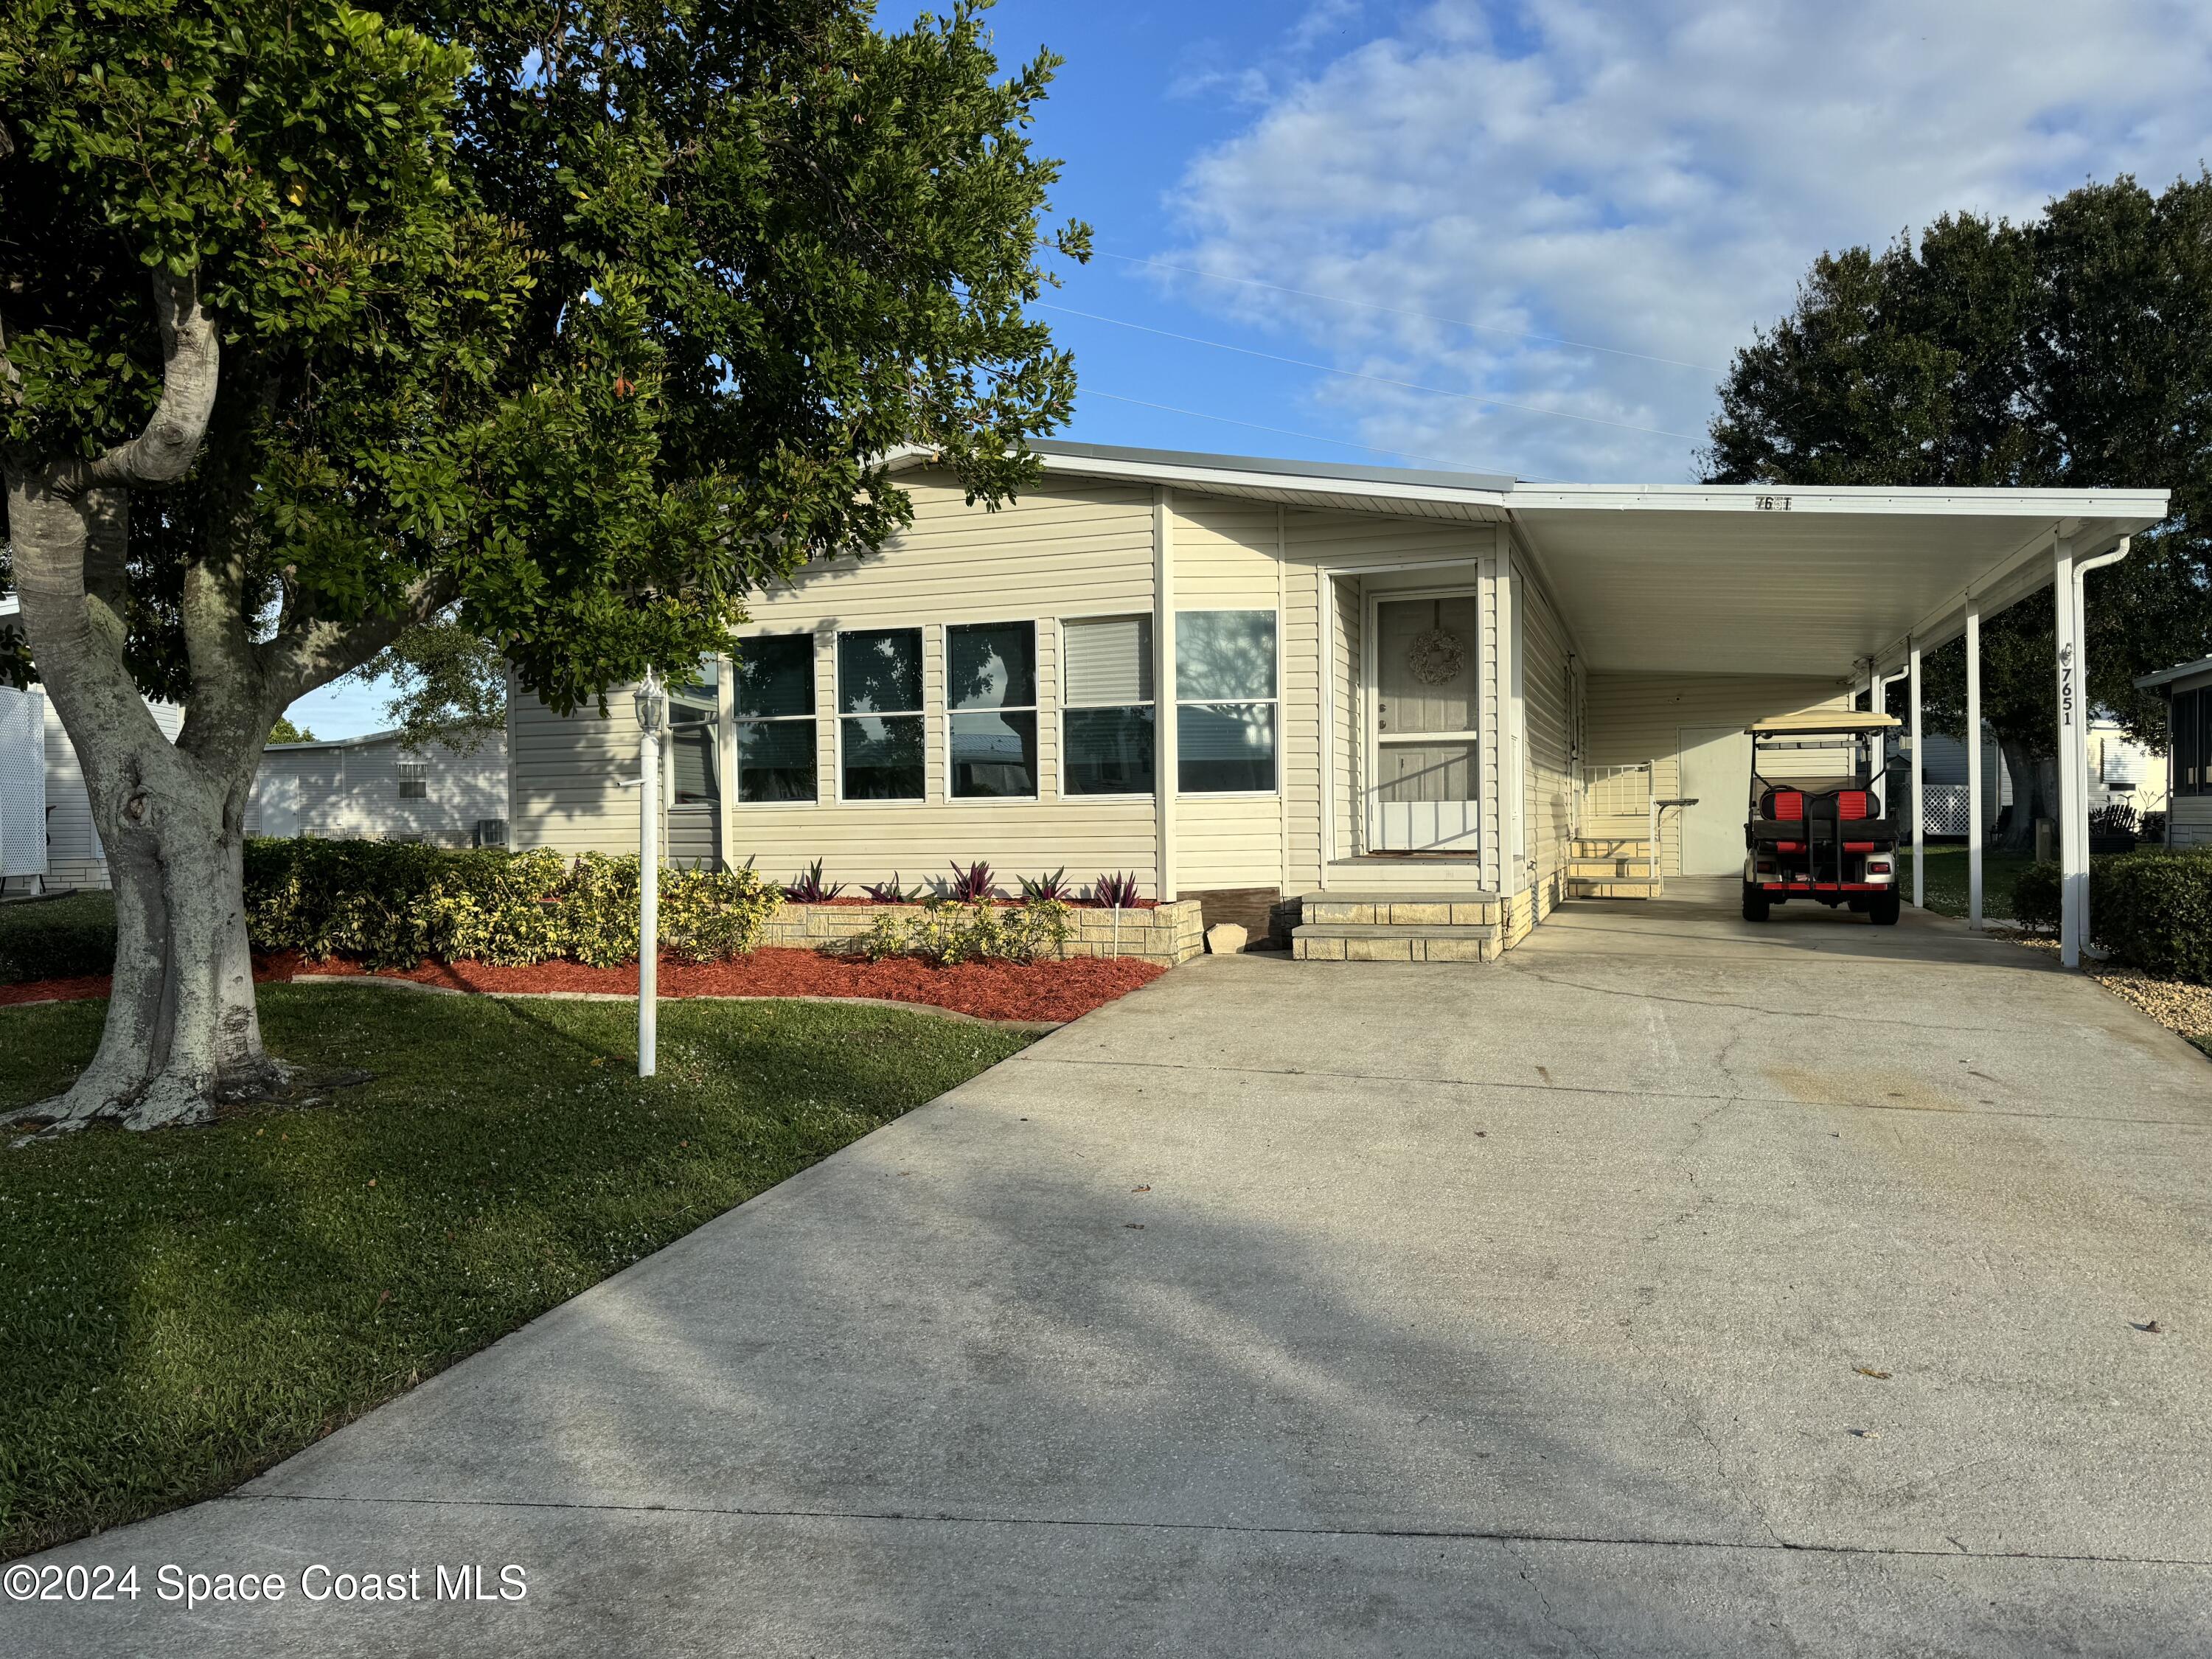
[1565,838,1661,900]
[1292,891,1504,962]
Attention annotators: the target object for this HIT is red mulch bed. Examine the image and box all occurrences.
[1,948,1166,1024]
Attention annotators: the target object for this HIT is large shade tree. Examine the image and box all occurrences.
[1704,176,2212,847]
[0,0,1085,1130]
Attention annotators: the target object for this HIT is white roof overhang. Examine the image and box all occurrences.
[2135,654,2212,692]
[886,441,1514,523]
[1507,486,2167,680]
[886,444,2166,684]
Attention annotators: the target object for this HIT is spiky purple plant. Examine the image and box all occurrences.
[1091,871,1141,908]
[784,858,846,903]
[945,860,996,903]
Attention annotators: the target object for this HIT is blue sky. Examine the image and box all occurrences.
[294,0,2212,736]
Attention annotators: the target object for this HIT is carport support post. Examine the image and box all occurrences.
[1966,601,1983,930]
[1908,639,1924,908]
[1868,669,1887,818]
[2053,539,2084,967]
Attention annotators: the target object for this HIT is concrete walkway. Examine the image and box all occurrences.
[16,883,2212,1655]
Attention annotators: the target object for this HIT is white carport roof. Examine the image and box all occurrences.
[1505,484,2165,679]
[939,445,2167,686]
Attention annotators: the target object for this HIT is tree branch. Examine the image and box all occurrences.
[87,273,219,490]
[258,570,462,709]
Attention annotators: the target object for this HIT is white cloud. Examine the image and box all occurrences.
[1161,0,2212,481]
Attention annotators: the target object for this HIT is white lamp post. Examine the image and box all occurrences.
[633,669,667,1077]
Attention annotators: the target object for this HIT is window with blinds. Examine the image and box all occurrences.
[1060,615,1155,796]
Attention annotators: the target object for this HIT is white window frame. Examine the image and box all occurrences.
[945,619,1041,802]
[1174,606,1281,799]
[731,633,820,808]
[396,758,428,801]
[1057,610,1158,801]
[833,625,928,805]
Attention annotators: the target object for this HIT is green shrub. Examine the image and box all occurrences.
[242,841,780,970]
[855,900,1071,967]
[2014,861,2060,932]
[0,892,117,984]
[2093,849,2212,984]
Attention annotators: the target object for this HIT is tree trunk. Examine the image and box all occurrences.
[1995,736,2054,855]
[5,476,285,1133]
[7,274,438,1133]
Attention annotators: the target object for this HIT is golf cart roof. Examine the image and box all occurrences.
[1746,712,1901,736]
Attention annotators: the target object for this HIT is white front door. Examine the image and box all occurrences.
[1369,594,1481,852]
[1677,725,1752,875]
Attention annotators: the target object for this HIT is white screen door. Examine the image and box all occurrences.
[1369,594,1481,852]
[1677,725,1752,875]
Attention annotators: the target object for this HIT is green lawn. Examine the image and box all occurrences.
[0,986,1032,1557]
[0,891,117,984]
[1894,844,2038,921]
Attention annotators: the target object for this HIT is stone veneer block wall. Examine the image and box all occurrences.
[757,900,1206,967]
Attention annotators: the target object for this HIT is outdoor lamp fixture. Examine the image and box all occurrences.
[634,669,667,1078]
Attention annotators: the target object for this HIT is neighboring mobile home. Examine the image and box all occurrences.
[2135,654,2212,848]
[0,592,185,894]
[506,443,2165,954]
[245,728,509,846]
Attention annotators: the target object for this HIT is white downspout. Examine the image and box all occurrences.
[2067,536,2130,959]
[1908,639,1924,908]
[1965,600,1983,930]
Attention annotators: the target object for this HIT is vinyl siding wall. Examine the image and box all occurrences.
[1327,576,1362,869]
[245,736,507,845]
[1281,512,1499,886]
[1583,672,1854,877]
[42,697,184,891]
[506,473,1505,902]
[509,470,1164,894]
[1169,495,1286,891]
[1517,560,1575,922]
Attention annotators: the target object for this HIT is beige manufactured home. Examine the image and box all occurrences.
[507,443,2165,959]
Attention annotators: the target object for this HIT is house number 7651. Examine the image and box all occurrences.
[1756,494,1792,511]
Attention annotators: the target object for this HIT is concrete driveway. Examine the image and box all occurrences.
[15,883,2212,1655]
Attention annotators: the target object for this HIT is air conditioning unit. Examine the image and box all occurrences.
[476,818,508,847]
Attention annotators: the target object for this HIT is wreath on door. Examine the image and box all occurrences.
[1408,602,1467,686]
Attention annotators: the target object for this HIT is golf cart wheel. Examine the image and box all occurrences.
[1869,892,1902,927]
[1741,883,1770,923]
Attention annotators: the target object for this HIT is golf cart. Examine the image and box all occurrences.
[1739,712,1902,926]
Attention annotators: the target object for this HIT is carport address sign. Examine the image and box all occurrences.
[1756,493,1792,510]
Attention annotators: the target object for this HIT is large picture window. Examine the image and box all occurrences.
[734,637,815,803]
[1061,615,1155,796]
[838,627,925,799]
[947,622,1038,798]
[1176,609,1277,793]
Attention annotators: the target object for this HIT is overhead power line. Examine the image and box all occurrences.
[1099,249,1728,375]
[1037,303,1702,442]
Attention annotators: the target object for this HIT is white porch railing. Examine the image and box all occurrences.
[1576,761,1660,857]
